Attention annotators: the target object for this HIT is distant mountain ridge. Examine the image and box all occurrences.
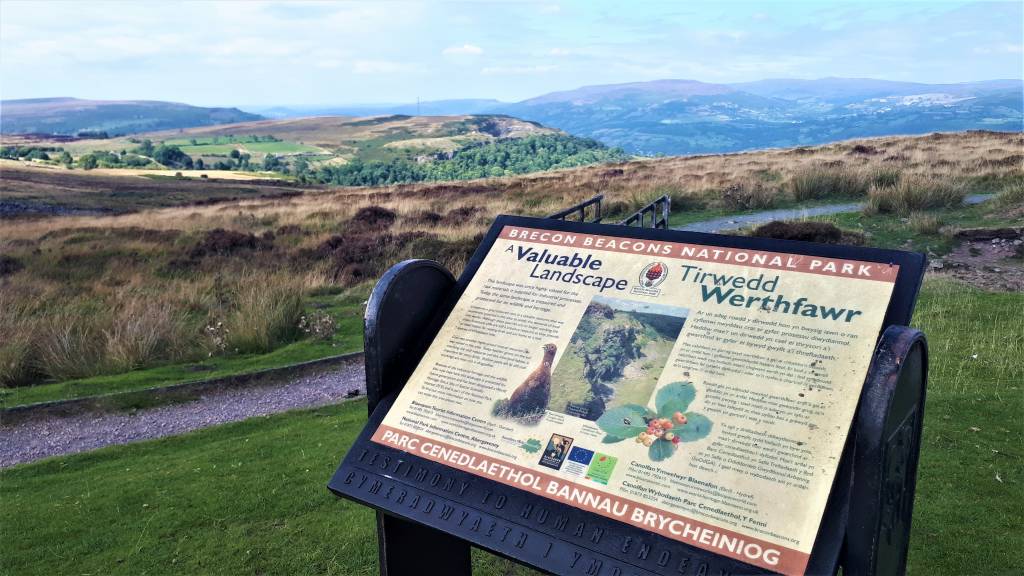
[500,78,1023,155]
[259,77,1021,155]
[0,97,262,136]
[9,77,1022,155]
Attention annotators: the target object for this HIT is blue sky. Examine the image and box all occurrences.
[1,1,1020,106]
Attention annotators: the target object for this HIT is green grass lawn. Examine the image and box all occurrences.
[2,279,1019,575]
[1,295,365,408]
[0,399,534,576]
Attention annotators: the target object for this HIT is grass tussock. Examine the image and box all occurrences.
[789,165,870,201]
[867,175,967,216]
[908,212,944,235]
[225,278,305,354]
[718,178,780,210]
[994,179,1024,210]
[0,273,314,387]
[104,297,189,373]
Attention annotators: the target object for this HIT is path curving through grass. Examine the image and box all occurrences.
[673,193,993,233]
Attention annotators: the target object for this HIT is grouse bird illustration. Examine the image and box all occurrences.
[492,343,557,424]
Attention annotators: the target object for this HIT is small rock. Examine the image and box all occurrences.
[929,260,944,270]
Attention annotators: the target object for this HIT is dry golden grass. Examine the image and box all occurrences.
[4,130,1019,246]
[1,130,1020,386]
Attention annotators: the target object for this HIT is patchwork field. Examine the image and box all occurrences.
[4,114,556,167]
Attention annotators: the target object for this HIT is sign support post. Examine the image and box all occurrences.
[361,259,471,576]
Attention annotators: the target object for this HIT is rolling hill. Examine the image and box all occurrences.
[2,113,626,187]
[141,114,553,159]
[0,98,262,136]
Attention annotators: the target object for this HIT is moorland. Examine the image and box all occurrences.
[1,129,1020,406]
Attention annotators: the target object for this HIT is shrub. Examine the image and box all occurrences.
[189,229,273,258]
[749,221,843,243]
[350,206,397,229]
[789,166,869,201]
[867,176,967,215]
[0,255,24,277]
[298,311,337,341]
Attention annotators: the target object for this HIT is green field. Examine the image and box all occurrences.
[2,279,1019,575]
[162,135,323,156]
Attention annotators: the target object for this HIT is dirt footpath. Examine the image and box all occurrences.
[930,227,1024,291]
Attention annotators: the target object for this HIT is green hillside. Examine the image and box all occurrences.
[550,300,686,419]
[0,98,261,136]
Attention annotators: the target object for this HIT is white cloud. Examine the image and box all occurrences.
[352,60,408,74]
[481,64,557,75]
[549,47,571,56]
[442,43,483,56]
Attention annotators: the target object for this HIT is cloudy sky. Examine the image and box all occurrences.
[1,0,1021,107]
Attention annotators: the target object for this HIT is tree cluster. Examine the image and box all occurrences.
[311,134,628,186]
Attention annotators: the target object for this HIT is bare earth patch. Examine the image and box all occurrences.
[930,228,1024,291]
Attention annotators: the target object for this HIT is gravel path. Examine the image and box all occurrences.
[674,193,994,233]
[0,361,365,468]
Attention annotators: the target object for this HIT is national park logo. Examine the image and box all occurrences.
[639,261,668,288]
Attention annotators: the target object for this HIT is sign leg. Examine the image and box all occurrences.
[362,259,470,575]
[377,513,471,576]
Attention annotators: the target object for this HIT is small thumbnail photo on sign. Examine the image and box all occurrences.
[538,433,574,470]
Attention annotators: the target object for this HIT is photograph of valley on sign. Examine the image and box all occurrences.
[550,295,689,421]
[0,1,1021,576]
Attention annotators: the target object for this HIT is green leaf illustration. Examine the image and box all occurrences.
[602,434,625,444]
[596,405,651,440]
[648,438,675,462]
[521,438,542,453]
[656,381,696,417]
[676,413,713,442]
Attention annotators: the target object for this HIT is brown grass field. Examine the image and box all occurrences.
[1,130,1021,390]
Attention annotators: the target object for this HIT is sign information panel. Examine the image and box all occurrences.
[370,224,901,576]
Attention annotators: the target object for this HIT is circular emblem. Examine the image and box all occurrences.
[640,261,668,288]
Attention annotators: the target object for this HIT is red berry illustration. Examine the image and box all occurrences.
[672,436,681,445]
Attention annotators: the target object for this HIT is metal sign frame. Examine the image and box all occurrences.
[329,215,928,576]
